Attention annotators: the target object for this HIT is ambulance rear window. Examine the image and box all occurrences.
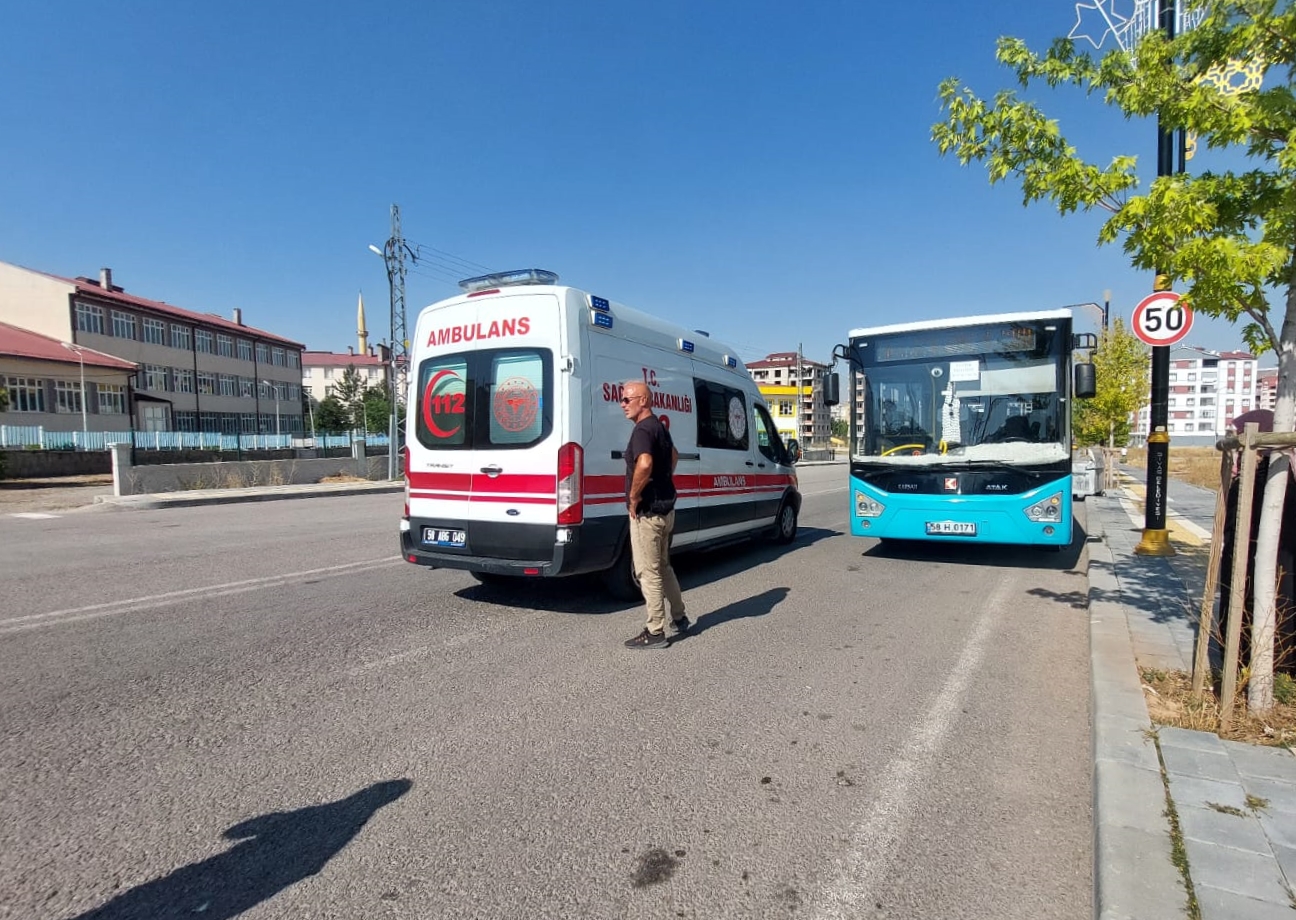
[414,348,552,450]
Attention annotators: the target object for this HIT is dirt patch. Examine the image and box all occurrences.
[1142,667,1296,747]
[318,473,369,484]
[0,475,114,514]
[1125,447,1228,492]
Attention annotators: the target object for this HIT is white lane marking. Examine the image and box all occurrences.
[9,512,59,519]
[1119,496,1144,530]
[0,557,404,635]
[801,487,849,496]
[345,609,549,677]
[810,574,1016,918]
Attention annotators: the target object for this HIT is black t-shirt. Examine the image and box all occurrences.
[625,415,677,516]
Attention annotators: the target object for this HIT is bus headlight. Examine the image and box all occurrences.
[855,491,885,518]
[1024,492,1063,522]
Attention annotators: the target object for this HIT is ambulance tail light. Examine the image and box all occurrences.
[402,447,410,517]
[557,442,584,525]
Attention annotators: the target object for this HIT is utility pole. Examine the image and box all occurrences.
[377,204,413,480]
[797,344,804,447]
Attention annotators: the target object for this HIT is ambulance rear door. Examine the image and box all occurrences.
[408,290,563,558]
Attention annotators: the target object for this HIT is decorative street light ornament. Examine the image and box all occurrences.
[1186,56,1266,159]
[1068,0,1204,53]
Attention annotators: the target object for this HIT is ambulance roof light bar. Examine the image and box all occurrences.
[458,269,559,292]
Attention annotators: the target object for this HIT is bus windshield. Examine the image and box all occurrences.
[850,317,1069,466]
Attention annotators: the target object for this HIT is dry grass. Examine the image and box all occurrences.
[319,473,368,484]
[1124,446,1227,492]
[1142,667,1296,747]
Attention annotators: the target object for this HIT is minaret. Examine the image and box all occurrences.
[357,291,369,354]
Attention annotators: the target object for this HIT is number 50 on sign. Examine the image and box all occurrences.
[1132,291,1193,346]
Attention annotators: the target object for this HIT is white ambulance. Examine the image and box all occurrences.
[398,269,802,597]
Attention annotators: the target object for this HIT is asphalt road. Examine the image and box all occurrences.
[0,466,1093,920]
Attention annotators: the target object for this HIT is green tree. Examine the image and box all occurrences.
[831,417,848,441]
[315,396,352,434]
[931,0,1293,710]
[363,380,392,436]
[1073,320,1148,448]
[332,366,367,430]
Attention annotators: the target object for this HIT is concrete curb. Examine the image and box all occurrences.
[93,480,404,510]
[1088,506,1188,920]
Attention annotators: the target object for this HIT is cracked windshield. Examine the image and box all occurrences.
[853,320,1068,466]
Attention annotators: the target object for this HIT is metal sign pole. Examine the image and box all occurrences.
[1134,0,1179,556]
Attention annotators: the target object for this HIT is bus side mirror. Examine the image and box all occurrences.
[1074,363,1096,399]
[822,373,840,406]
[785,439,801,464]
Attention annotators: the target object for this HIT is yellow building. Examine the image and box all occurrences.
[754,383,800,444]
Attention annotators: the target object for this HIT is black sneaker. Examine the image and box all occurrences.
[670,615,691,636]
[624,628,669,650]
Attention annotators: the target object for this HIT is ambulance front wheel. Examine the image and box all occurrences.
[603,544,642,601]
[773,500,798,544]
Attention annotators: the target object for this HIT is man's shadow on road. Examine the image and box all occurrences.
[674,586,789,640]
[71,779,412,920]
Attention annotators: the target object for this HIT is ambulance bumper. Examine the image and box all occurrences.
[400,517,623,578]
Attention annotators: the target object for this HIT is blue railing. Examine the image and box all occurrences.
[0,425,389,451]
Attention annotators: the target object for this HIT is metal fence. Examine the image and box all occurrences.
[0,425,389,452]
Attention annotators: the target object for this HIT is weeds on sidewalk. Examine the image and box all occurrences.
[1141,667,1296,747]
[1152,730,1201,920]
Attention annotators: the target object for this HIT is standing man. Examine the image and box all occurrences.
[621,380,688,649]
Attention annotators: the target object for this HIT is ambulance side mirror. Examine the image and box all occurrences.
[822,373,840,407]
[1074,363,1096,399]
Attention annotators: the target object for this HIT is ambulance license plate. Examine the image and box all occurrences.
[926,521,976,536]
[424,528,467,548]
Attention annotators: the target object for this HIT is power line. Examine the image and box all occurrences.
[403,240,491,275]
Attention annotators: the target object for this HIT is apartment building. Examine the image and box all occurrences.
[1132,346,1257,445]
[0,262,305,434]
[302,347,389,401]
[747,352,832,445]
[1258,367,1278,412]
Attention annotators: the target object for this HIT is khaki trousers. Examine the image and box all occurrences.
[629,510,685,634]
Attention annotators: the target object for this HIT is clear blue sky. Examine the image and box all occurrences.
[0,0,1262,367]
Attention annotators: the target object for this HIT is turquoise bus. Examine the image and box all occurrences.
[830,310,1095,547]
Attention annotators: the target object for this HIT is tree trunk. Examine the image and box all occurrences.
[1248,285,1296,713]
[1250,455,1285,711]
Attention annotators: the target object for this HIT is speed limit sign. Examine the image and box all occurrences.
[1131,291,1193,346]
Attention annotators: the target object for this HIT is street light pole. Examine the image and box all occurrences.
[62,342,88,442]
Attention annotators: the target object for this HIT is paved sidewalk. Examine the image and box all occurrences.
[1087,489,1296,920]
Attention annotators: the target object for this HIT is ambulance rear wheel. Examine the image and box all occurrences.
[773,501,798,544]
[603,545,642,601]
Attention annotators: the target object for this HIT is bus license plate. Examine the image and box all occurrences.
[424,528,467,548]
[926,521,976,536]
